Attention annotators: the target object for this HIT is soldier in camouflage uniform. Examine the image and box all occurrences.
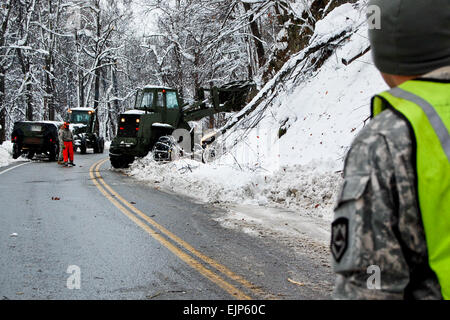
[331,0,450,299]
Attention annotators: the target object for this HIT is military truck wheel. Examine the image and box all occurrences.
[99,138,105,153]
[110,156,133,169]
[80,139,87,154]
[93,141,100,154]
[153,136,178,161]
[12,143,21,159]
[27,152,35,160]
[110,157,122,169]
[49,144,58,162]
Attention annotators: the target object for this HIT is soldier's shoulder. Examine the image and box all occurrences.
[353,109,413,150]
[343,109,413,177]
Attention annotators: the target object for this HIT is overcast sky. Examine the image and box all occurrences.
[130,0,159,37]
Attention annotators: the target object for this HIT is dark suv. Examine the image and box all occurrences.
[11,121,63,161]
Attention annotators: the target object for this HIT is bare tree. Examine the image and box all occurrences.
[0,0,13,142]
[15,0,37,121]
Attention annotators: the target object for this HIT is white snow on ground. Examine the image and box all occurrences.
[0,142,19,168]
[129,157,341,221]
[127,3,388,227]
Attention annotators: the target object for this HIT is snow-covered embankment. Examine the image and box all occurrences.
[127,3,387,225]
[0,142,16,168]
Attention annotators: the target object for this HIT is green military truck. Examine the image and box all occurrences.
[68,107,105,154]
[11,121,63,161]
[109,81,254,168]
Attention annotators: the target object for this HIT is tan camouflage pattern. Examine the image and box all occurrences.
[61,127,73,142]
[331,71,450,299]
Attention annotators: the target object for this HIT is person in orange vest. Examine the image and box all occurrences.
[61,122,75,167]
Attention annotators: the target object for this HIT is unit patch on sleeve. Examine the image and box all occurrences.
[331,217,349,262]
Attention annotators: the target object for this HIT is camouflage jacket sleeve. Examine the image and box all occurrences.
[331,110,441,300]
[58,129,64,145]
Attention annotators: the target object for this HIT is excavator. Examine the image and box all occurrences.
[109,81,254,168]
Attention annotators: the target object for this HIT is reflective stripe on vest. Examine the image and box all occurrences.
[372,80,450,299]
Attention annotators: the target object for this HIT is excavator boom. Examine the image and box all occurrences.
[183,80,255,121]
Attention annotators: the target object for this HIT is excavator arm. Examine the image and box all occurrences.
[182,80,255,122]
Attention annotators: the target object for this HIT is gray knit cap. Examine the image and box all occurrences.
[368,0,450,76]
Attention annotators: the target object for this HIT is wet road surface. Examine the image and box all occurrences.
[0,153,333,300]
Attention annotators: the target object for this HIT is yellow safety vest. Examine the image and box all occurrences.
[372,80,450,299]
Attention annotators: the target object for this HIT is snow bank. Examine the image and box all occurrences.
[127,2,388,222]
[129,156,341,221]
[0,142,16,168]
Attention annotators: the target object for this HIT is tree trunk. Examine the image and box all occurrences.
[44,0,57,120]
[0,0,12,143]
[74,30,84,109]
[0,67,5,144]
[45,55,55,120]
[93,1,102,112]
[94,68,101,111]
[242,2,266,68]
[110,63,120,139]
[17,48,34,121]
[26,84,33,121]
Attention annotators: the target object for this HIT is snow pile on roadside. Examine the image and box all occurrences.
[0,142,15,168]
[129,156,342,221]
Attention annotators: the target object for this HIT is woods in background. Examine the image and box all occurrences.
[0,0,356,143]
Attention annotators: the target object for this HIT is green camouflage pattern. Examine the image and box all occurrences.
[332,108,443,300]
[332,68,450,299]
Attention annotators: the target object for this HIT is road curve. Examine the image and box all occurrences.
[0,153,333,300]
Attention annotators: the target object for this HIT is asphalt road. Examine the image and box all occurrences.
[0,152,334,300]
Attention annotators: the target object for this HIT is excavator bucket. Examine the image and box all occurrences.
[216,80,256,112]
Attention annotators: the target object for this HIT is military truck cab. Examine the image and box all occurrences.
[109,86,190,168]
[11,121,63,160]
[68,107,105,154]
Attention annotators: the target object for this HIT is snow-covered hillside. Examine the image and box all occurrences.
[127,2,387,222]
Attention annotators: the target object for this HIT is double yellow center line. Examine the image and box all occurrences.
[90,159,270,300]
